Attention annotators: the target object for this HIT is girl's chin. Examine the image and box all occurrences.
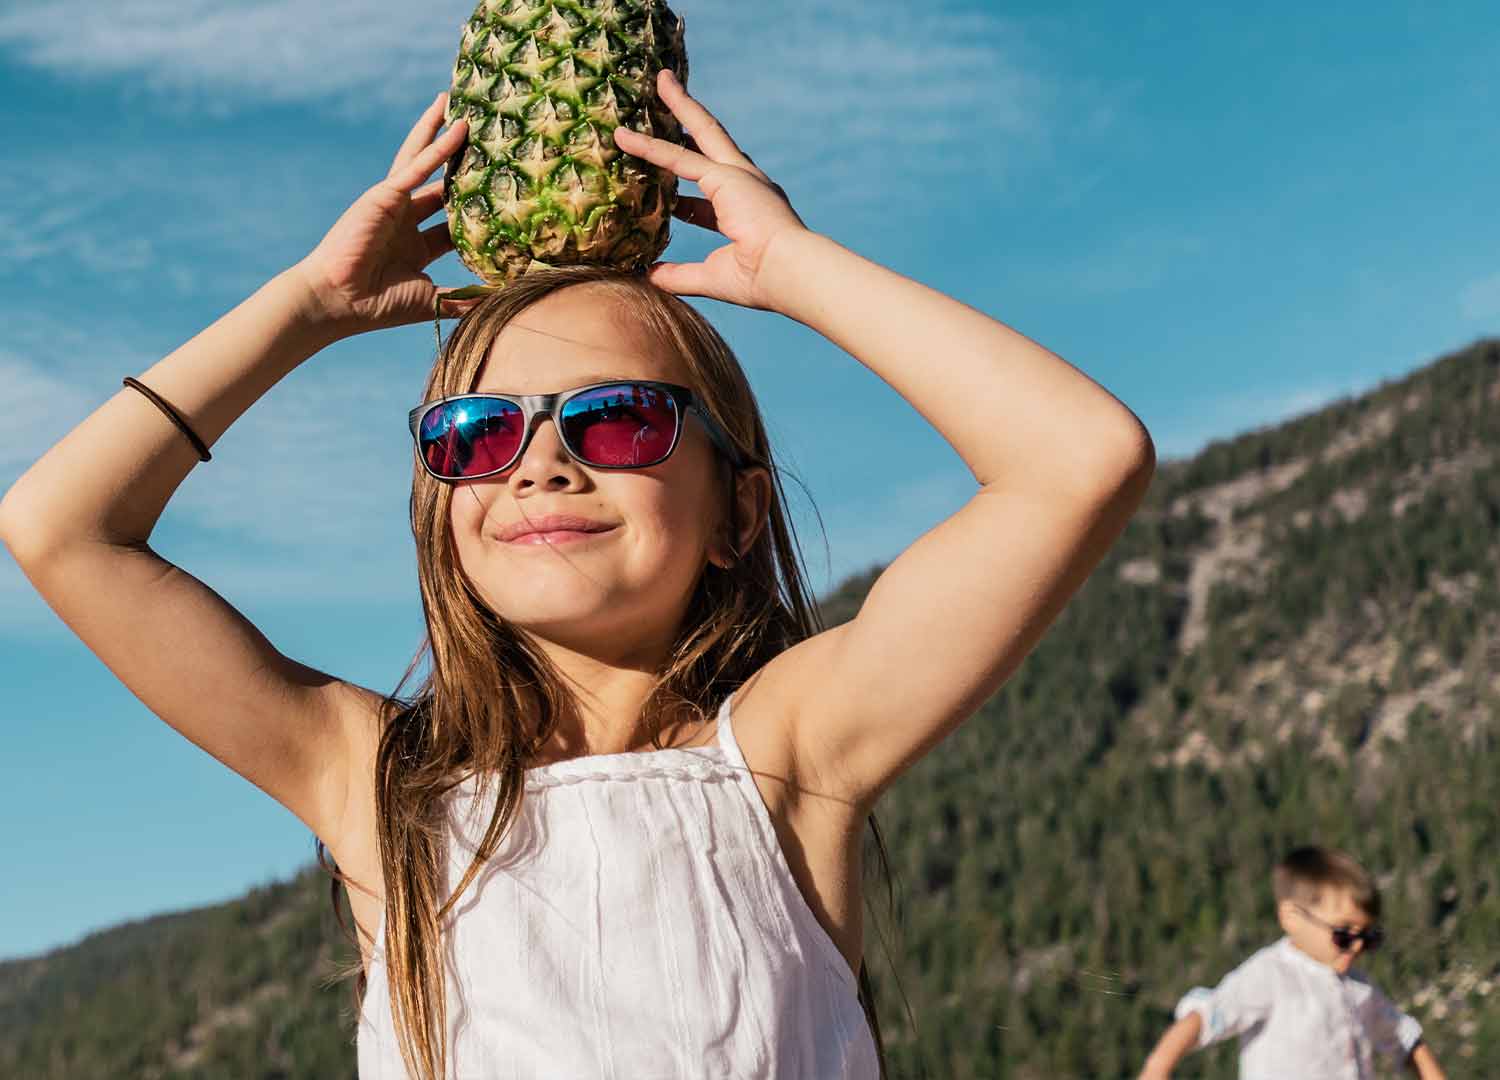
[488,599,644,639]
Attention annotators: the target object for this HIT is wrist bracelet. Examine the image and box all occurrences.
[122,377,213,462]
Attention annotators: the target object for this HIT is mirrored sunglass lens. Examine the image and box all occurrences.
[560,384,678,466]
[1331,927,1380,951]
[420,398,524,478]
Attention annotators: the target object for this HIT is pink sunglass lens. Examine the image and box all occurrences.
[562,385,678,466]
[420,399,524,478]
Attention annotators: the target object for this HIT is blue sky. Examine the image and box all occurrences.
[1,1,1497,961]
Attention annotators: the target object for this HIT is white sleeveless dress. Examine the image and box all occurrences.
[356,694,880,1079]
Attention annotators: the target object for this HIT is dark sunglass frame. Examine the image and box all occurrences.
[407,379,746,482]
[1294,904,1384,953]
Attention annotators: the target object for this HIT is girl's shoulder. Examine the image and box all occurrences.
[723,676,798,789]
[725,672,865,839]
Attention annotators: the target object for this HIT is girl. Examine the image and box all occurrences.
[0,72,1154,1078]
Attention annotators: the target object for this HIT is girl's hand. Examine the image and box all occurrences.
[612,71,810,311]
[292,93,481,337]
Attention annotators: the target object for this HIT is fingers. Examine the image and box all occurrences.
[411,179,447,222]
[390,93,449,178]
[388,110,468,194]
[672,195,718,232]
[435,293,483,318]
[433,288,487,321]
[654,70,756,171]
[612,124,709,183]
[615,71,770,190]
[645,261,708,298]
[421,219,455,265]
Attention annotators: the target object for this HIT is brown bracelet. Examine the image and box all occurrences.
[122,377,213,462]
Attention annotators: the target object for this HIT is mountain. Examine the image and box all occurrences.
[0,869,354,1079]
[4,339,1498,1079]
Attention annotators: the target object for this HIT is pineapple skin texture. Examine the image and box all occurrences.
[443,0,689,285]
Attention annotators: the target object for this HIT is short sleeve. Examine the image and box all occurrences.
[1174,953,1274,1050]
[1363,984,1423,1062]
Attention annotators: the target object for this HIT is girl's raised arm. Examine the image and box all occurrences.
[618,72,1155,811]
[0,95,474,854]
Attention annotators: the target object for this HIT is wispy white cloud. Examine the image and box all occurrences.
[0,160,160,275]
[0,563,61,641]
[1459,271,1500,323]
[0,142,350,297]
[685,3,1056,205]
[0,1,453,117]
[0,351,103,474]
[0,1,1060,198]
[0,333,428,623]
[0,0,1074,310]
[0,361,426,627]
[1057,225,1206,296]
[0,0,1081,630]
[168,358,420,547]
[686,4,1047,137]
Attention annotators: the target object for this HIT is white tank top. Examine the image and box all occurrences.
[356,694,880,1079]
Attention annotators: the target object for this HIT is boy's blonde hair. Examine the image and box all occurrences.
[1273,845,1381,919]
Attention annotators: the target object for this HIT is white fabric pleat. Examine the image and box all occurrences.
[357,695,879,1079]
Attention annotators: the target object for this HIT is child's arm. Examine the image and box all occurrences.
[0,95,474,855]
[617,74,1154,807]
[1361,978,1437,1078]
[1133,961,1270,1080]
[1407,1041,1446,1079]
[1137,1013,1202,1079]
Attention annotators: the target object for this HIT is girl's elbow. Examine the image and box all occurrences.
[1128,424,1158,490]
[0,493,33,561]
[1087,418,1156,503]
[1120,418,1156,475]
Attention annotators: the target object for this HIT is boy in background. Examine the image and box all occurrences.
[1139,846,1446,1079]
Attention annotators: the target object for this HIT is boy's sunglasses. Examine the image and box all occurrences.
[407,379,745,482]
[1295,904,1384,953]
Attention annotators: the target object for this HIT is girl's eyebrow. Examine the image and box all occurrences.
[571,373,637,385]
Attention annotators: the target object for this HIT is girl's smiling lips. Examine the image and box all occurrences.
[495,514,616,544]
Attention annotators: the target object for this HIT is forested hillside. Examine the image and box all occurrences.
[861,337,1500,1078]
[4,339,1497,1078]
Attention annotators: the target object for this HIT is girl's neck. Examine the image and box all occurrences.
[522,648,714,766]
[526,700,716,767]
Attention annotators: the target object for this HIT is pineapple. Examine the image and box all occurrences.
[442,0,689,286]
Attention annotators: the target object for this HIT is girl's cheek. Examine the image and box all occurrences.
[448,491,490,536]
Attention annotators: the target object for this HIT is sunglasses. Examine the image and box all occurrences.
[1295,904,1384,953]
[407,379,745,482]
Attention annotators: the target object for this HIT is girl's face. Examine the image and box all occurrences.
[448,284,731,657]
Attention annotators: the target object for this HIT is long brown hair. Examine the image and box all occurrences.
[321,266,895,1079]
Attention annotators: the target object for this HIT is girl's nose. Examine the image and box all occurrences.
[509,418,584,489]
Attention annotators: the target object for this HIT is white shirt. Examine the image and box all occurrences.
[1175,937,1423,1079]
[357,694,878,1079]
